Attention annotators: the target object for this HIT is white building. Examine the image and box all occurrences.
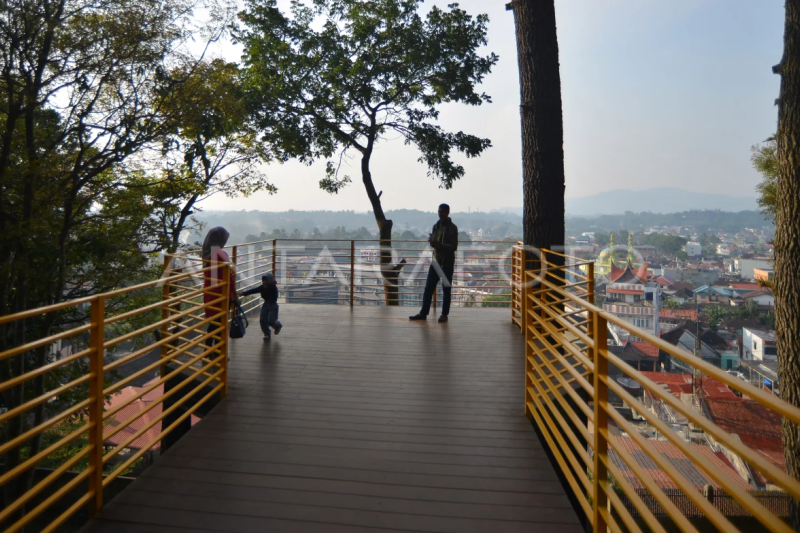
[684,242,702,257]
[742,328,777,361]
[733,258,773,281]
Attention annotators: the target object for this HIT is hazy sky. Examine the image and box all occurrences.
[203,0,783,213]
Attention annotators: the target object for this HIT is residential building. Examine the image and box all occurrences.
[732,258,773,281]
[684,242,702,257]
[602,260,657,340]
[731,290,775,308]
[742,328,777,362]
[694,285,735,305]
[658,324,722,372]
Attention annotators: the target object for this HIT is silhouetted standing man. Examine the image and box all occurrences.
[410,204,458,323]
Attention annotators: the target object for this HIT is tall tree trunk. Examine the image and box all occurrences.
[775,0,800,528]
[360,150,405,306]
[508,0,566,276]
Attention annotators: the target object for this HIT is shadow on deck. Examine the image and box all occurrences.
[84,305,581,533]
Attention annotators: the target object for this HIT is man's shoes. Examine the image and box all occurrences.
[409,314,427,320]
[438,315,448,323]
[274,325,282,335]
[263,335,271,341]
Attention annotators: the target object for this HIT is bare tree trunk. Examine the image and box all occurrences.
[360,149,405,306]
[775,0,800,528]
[508,0,566,276]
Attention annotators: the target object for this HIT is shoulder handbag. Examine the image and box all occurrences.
[229,302,248,338]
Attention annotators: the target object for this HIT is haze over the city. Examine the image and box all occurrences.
[203,0,782,213]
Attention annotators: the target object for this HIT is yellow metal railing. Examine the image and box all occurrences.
[0,262,232,532]
[518,246,800,532]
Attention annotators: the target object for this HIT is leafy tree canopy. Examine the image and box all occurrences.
[752,137,777,223]
[235,0,498,193]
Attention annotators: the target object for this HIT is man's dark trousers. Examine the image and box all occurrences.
[420,261,454,317]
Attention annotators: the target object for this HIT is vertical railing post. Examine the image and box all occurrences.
[586,261,595,340]
[221,263,231,398]
[350,240,355,307]
[520,248,527,335]
[232,245,238,280]
[160,254,170,380]
[592,312,609,531]
[272,239,277,277]
[523,253,532,415]
[88,296,105,516]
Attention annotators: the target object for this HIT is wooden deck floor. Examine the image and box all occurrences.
[86,305,581,533]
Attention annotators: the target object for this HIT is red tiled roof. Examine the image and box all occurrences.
[609,261,648,283]
[704,398,781,443]
[630,341,659,358]
[609,436,751,491]
[104,381,200,451]
[703,398,784,485]
[659,309,699,320]
[638,372,737,400]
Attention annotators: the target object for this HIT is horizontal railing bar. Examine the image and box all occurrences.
[103,321,224,400]
[0,323,93,362]
[0,399,91,458]
[39,490,94,533]
[601,426,698,533]
[104,356,225,461]
[526,399,594,522]
[1,449,92,531]
[602,374,792,533]
[603,403,731,531]
[600,453,667,533]
[103,380,224,487]
[526,328,595,399]
[529,271,800,424]
[604,350,800,501]
[103,341,221,434]
[104,296,223,352]
[526,345,594,421]
[527,305,595,368]
[106,286,206,325]
[0,373,93,426]
[0,347,92,395]
[527,383,593,494]
[0,422,90,490]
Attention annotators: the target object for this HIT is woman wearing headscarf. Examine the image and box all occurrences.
[202,227,238,347]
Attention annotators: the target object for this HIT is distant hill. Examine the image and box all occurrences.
[496,188,759,217]
[564,188,757,216]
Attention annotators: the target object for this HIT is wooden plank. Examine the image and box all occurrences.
[86,304,580,532]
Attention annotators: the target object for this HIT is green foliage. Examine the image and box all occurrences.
[752,138,777,223]
[236,0,498,190]
[147,59,276,253]
[482,290,511,308]
[567,210,772,235]
[705,301,774,331]
[594,232,610,247]
[636,232,688,257]
[699,233,722,257]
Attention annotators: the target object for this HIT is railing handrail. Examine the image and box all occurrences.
[0,263,232,532]
[520,251,800,532]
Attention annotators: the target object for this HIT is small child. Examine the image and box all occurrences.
[239,273,283,340]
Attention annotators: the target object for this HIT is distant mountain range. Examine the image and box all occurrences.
[495,188,758,217]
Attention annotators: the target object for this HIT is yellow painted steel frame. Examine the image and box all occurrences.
[522,250,800,533]
[0,263,232,533]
